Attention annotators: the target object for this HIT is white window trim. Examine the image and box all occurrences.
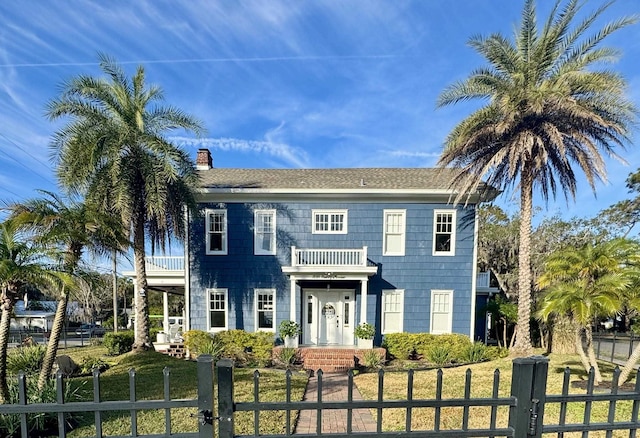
[205,209,228,255]
[254,209,276,255]
[206,288,228,332]
[432,209,456,256]
[312,209,348,234]
[430,289,453,334]
[383,209,406,256]
[254,288,276,332]
[381,289,404,334]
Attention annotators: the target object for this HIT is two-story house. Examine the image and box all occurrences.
[173,149,496,346]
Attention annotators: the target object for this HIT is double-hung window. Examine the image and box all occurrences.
[206,209,227,255]
[382,289,404,334]
[207,288,228,331]
[312,209,348,234]
[254,210,276,255]
[255,289,275,331]
[383,210,406,256]
[433,209,456,256]
[430,290,453,334]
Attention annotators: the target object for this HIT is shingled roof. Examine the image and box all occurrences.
[197,167,475,191]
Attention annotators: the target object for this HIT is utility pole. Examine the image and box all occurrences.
[113,250,118,333]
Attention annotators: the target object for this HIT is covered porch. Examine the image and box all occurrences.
[282,246,378,347]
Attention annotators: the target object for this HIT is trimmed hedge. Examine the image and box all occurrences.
[382,332,473,363]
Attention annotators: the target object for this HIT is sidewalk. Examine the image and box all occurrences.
[294,373,377,434]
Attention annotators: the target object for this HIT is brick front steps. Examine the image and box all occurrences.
[273,346,386,373]
[154,343,186,359]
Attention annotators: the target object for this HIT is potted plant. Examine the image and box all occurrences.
[354,322,375,349]
[279,320,301,348]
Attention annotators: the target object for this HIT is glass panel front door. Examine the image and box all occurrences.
[304,289,354,346]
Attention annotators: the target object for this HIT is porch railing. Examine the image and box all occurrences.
[476,271,491,288]
[144,256,184,272]
[291,246,368,267]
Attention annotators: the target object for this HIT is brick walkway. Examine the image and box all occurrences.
[294,373,377,434]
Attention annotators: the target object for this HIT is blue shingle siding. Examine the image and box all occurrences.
[189,201,476,337]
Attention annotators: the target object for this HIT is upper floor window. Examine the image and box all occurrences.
[312,209,348,234]
[206,209,227,255]
[255,289,275,331]
[433,210,456,256]
[383,210,406,256]
[382,289,404,334]
[207,288,228,331]
[254,210,276,255]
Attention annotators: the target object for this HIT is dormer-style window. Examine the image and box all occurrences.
[206,209,227,255]
[254,210,276,255]
[312,209,348,234]
[433,209,456,256]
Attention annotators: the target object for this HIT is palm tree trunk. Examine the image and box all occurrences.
[38,290,68,389]
[132,217,151,352]
[619,339,640,385]
[512,170,534,355]
[0,292,15,403]
[584,327,603,385]
[575,329,591,376]
[551,314,577,354]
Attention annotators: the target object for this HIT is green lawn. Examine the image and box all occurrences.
[60,347,308,437]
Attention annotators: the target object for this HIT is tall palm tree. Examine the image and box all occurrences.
[537,238,638,384]
[437,0,637,354]
[0,218,67,403]
[47,54,204,351]
[8,190,127,388]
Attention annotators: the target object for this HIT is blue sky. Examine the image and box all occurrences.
[1,0,640,224]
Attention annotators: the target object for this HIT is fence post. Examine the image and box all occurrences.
[197,355,214,438]
[217,358,235,438]
[509,355,549,438]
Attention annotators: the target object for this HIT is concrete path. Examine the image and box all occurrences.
[294,374,377,434]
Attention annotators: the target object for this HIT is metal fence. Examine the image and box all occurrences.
[593,332,640,364]
[2,355,640,438]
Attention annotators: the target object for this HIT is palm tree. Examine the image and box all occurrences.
[437,0,637,355]
[47,54,204,351]
[0,218,67,403]
[8,190,127,388]
[537,239,638,384]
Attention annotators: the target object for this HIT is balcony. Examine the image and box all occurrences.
[476,271,499,291]
[144,256,184,272]
[283,246,378,278]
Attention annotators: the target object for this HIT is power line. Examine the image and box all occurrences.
[0,132,57,187]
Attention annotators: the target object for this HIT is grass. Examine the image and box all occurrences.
[57,346,308,437]
[353,353,637,438]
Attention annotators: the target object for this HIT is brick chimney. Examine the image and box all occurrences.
[196,148,213,170]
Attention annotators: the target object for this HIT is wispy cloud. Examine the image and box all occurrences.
[172,136,310,169]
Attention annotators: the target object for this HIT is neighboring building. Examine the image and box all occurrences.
[125,149,497,346]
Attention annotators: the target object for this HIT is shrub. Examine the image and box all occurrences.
[7,345,46,375]
[79,356,109,374]
[276,347,299,366]
[183,330,215,357]
[361,349,384,369]
[382,333,418,359]
[103,331,135,355]
[426,344,452,366]
[463,342,487,363]
[485,345,510,360]
[0,376,84,437]
[213,330,274,367]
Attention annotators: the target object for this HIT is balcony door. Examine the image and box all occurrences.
[303,289,354,346]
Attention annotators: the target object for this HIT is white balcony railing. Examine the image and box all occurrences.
[291,246,368,267]
[144,256,184,272]
[476,271,491,288]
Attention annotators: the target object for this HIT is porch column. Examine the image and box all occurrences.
[289,277,297,321]
[360,278,368,324]
[163,291,170,333]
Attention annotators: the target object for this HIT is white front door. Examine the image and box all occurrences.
[304,289,355,346]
